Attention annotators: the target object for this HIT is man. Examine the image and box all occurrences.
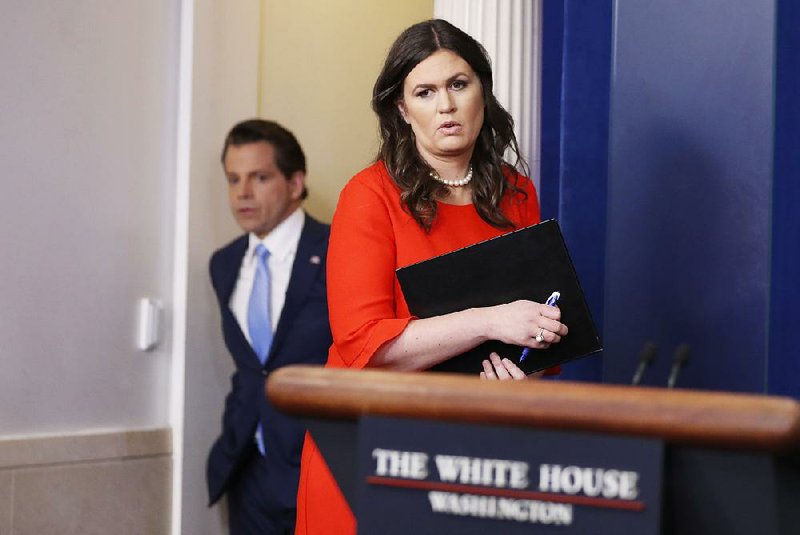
[206,119,331,534]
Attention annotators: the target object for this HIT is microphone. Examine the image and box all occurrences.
[667,344,691,389]
[631,342,657,385]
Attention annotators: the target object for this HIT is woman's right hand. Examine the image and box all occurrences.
[485,299,569,349]
[369,299,568,372]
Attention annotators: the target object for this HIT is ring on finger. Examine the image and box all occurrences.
[535,328,545,343]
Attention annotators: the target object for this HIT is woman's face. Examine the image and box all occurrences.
[398,49,485,164]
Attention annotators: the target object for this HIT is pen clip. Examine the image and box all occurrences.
[544,291,561,307]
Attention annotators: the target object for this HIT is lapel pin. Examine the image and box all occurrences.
[309,255,321,265]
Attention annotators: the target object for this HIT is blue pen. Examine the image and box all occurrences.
[520,291,561,362]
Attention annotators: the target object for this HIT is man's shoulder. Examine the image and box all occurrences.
[302,213,331,237]
[209,234,248,271]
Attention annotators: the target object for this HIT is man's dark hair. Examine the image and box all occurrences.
[372,19,527,231]
[221,119,309,199]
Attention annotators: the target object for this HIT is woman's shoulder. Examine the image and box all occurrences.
[342,160,401,200]
[350,160,392,183]
[331,160,409,234]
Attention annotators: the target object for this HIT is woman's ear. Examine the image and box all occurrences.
[397,100,410,124]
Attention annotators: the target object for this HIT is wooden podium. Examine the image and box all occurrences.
[268,366,800,534]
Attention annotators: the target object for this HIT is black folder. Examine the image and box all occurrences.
[396,219,602,374]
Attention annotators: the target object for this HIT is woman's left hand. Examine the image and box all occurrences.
[480,352,528,380]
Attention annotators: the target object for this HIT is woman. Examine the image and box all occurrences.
[296,19,568,534]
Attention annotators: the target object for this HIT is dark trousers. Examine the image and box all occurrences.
[227,453,296,535]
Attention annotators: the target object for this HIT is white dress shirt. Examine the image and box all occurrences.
[229,209,305,347]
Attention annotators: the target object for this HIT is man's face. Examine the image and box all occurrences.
[224,141,305,238]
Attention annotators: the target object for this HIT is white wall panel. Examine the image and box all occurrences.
[0,0,180,434]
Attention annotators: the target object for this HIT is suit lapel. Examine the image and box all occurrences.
[214,236,260,366]
[270,217,325,363]
[217,235,249,308]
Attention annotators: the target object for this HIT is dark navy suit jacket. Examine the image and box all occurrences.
[206,214,331,508]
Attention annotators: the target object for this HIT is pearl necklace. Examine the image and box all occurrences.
[429,165,473,187]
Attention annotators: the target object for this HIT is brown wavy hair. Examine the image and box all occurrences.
[372,19,528,232]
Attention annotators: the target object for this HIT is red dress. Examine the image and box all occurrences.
[296,161,542,534]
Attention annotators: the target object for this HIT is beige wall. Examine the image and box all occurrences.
[183,3,434,533]
[180,1,263,534]
[0,429,171,535]
[260,0,434,221]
